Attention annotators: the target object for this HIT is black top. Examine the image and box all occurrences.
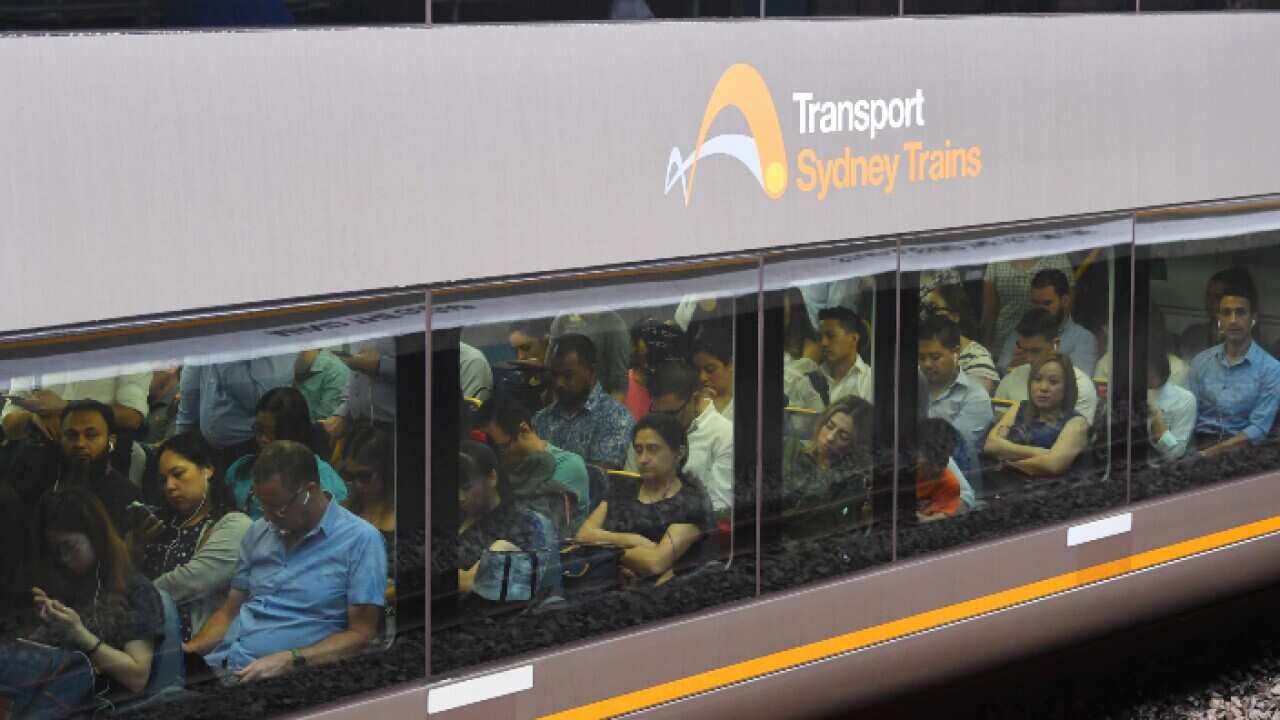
[603,476,714,574]
[91,468,145,535]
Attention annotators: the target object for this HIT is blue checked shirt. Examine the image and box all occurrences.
[532,383,635,469]
[1188,341,1280,444]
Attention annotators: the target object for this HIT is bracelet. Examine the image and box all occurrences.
[86,637,104,655]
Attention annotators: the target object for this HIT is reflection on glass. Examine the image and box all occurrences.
[1133,206,1280,501]
[0,0,424,31]
[434,0,757,23]
[765,0,894,17]
[431,264,757,675]
[904,0,1129,11]
[0,296,421,718]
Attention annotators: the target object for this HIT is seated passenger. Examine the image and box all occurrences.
[26,489,162,699]
[1146,338,1196,465]
[782,287,827,411]
[997,269,1098,376]
[457,439,560,598]
[631,359,734,518]
[919,314,993,486]
[1187,280,1280,459]
[225,387,348,520]
[920,282,998,394]
[532,334,635,470]
[916,418,964,522]
[1179,267,1254,362]
[575,414,715,586]
[550,311,632,402]
[782,397,874,533]
[293,350,351,423]
[691,328,735,420]
[995,309,1098,425]
[981,253,1074,363]
[138,432,252,643]
[480,393,591,533]
[626,318,689,421]
[984,353,1090,479]
[818,307,874,405]
[188,441,385,681]
[339,425,396,603]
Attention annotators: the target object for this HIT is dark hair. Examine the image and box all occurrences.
[345,424,395,509]
[1025,352,1079,421]
[257,386,315,448]
[690,325,733,366]
[650,359,701,401]
[478,392,533,438]
[632,318,690,371]
[459,438,511,508]
[809,396,873,460]
[918,314,962,350]
[157,431,239,524]
[1209,266,1257,312]
[632,412,690,478]
[33,488,132,609]
[0,482,31,616]
[509,317,552,340]
[783,287,819,358]
[252,440,320,491]
[917,418,959,471]
[60,399,116,434]
[1030,268,1071,297]
[818,306,864,336]
[1015,307,1061,342]
[927,283,978,339]
[549,333,598,368]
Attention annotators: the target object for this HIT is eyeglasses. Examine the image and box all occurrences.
[248,486,309,519]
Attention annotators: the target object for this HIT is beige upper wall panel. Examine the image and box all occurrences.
[1,14,1277,334]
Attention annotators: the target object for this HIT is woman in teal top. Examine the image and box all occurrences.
[224,387,348,520]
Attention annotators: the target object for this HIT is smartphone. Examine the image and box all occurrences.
[126,501,160,525]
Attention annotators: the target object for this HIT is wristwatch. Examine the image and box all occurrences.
[290,648,306,668]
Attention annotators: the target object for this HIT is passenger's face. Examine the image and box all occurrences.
[1016,334,1055,367]
[918,338,958,388]
[1030,361,1067,412]
[253,411,279,450]
[509,330,548,364]
[254,475,313,533]
[341,458,383,506]
[692,351,733,400]
[651,392,696,428]
[1217,295,1254,344]
[632,428,681,480]
[47,530,95,575]
[549,352,595,408]
[459,471,496,520]
[158,449,211,515]
[60,411,112,466]
[815,411,855,458]
[819,320,860,366]
[1028,286,1067,324]
[483,421,523,464]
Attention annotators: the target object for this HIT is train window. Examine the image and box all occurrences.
[0,0,423,31]
[896,219,1129,559]
[1139,0,1279,9]
[0,293,426,718]
[903,0,1130,11]
[759,240,896,593]
[764,0,894,18]
[428,261,759,675]
[432,0,758,23]
[1132,201,1280,501]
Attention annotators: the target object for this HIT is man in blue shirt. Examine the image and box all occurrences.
[1188,281,1280,459]
[186,440,385,682]
[533,333,635,470]
[919,315,993,495]
[174,356,294,467]
[998,269,1098,376]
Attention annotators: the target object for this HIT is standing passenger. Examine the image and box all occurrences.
[981,253,1073,361]
[294,350,352,423]
[175,356,295,469]
[997,269,1098,376]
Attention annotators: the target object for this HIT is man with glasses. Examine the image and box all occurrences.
[188,441,385,683]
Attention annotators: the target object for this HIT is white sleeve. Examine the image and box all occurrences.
[113,372,153,419]
[1075,370,1098,427]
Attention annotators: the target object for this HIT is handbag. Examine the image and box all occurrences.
[0,639,97,720]
[559,542,623,597]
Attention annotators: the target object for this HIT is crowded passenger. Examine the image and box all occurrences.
[626,318,688,420]
[28,489,163,698]
[224,387,349,520]
[457,439,560,598]
[915,418,965,521]
[799,278,866,329]
[339,425,397,601]
[994,309,1098,424]
[919,314,994,485]
[1178,267,1253,362]
[506,317,553,412]
[632,359,734,518]
[818,307,874,404]
[1186,276,1280,459]
[690,328,736,420]
[982,253,1073,361]
[532,334,635,470]
[920,281,998,394]
[1095,307,1189,389]
[293,349,351,423]
[187,441,385,681]
[480,393,591,534]
[996,269,1097,376]
[782,287,827,414]
[137,432,252,643]
[175,356,295,469]
[550,311,632,402]
[459,341,495,405]
[984,353,1090,479]
[2,370,151,446]
[143,366,182,443]
[1146,336,1196,465]
[575,413,715,586]
[323,338,395,443]
[781,397,874,535]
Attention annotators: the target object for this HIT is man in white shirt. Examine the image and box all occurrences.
[630,359,734,517]
[995,309,1097,425]
[818,307,874,405]
[1146,347,1195,464]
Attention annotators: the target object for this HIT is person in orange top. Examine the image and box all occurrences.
[916,418,963,522]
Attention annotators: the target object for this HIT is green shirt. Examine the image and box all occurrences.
[546,443,591,529]
[296,350,352,422]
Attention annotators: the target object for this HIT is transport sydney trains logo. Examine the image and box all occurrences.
[665,64,985,205]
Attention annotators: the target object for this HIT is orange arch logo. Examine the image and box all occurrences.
[665,64,788,206]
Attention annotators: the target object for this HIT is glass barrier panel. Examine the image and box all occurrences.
[759,240,896,594]
[1132,201,1280,501]
[896,219,1130,560]
[0,293,425,719]
[433,0,757,23]
[428,260,759,675]
[0,0,423,31]
[764,0,893,18]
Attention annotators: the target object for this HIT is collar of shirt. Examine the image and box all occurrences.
[298,494,340,544]
[822,354,869,385]
[549,382,607,419]
[930,368,970,401]
[1212,340,1264,368]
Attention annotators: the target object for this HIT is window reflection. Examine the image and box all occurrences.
[0,0,423,31]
